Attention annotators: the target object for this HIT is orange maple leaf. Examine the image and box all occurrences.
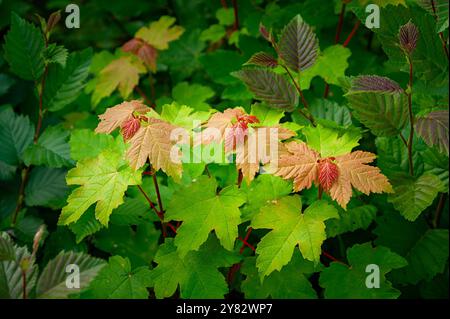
[275,141,392,208]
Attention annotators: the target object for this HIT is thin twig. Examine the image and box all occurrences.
[432,193,447,228]
[135,86,154,108]
[399,133,408,148]
[431,0,449,59]
[335,3,347,44]
[21,269,27,299]
[322,251,350,267]
[406,56,415,176]
[232,0,239,30]
[342,20,361,48]
[239,227,253,254]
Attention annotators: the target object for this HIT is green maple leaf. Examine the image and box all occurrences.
[241,251,320,299]
[319,242,407,299]
[150,236,240,298]
[59,148,142,226]
[86,256,152,299]
[251,195,338,278]
[165,176,246,257]
[302,124,361,158]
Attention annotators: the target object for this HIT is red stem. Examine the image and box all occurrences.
[342,20,361,48]
[232,0,239,30]
[135,86,154,108]
[239,227,253,254]
[335,3,347,44]
[322,251,349,267]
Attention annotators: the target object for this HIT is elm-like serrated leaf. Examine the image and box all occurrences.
[165,176,246,257]
[43,48,92,112]
[278,14,319,72]
[244,52,278,68]
[59,149,142,226]
[67,207,103,243]
[418,0,449,33]
[135,16,184,50]
[150,236,240,298]
[346,86,408,136]
[0,106,34,177]
[25,167,69,209]
[399,21,420,54]
[415,110,449,156]
[95,100,150,134]
[0,233,15,261]
[251,196,338,277]
[43,44,68,67]
[0,238,38,299]
[388,173,445,221]
[319,243,407,299]
[3,12,45,81]
[233,69,298,111]
[36,251,105,298]
[92,56,146,106]
[86,256,152,299]
[125,117,183,179]
[241,252,318,299]
[350,75,404,93]
[23,126,74,168]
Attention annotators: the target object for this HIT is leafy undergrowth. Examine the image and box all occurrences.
[0,0,448,299]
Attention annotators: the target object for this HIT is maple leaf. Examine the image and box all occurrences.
[135,16,184,51]
[122,38,158,72]
[125,117,183,179]
[165,176,246,257]
[275,140,392,209]
[251,195,338,278]
[202,107,246,146]
[59,148,142,226]
[92,55,146,105]
[95,100,150,135]
[150,236,240,298]
[236,126,295,183]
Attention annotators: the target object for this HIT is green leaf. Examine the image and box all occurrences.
[326,205,377,238]
[345,90,408,137]
[250,103,284,127]
[393,229,449,284]
[150,236,240,298]
[3,12,45,81]
[319,242,407,299]
[388,173,445,221]
[0,233,15,261]
[87,256,152,299]
[93,224,160,267]
[240,174,292,222]
[251,196,338,277]
[302,124,360,157]
[67,207,103,243]
[199,50,246,85]
[233,68,298,111]
[23,126,74,168]
[69,128,119,161]
[216,8,234,26]
[165,176,246,257]
[199,24,226,43]
[172,82,214,111]
[43,48,92,112]
[307,99,352,127]
[109,197,154,226]
[59,148,142,226]
[241,252,318,299]
[43,44,68,67]
[278,14,319,72]
[160,102,212,129]
[25,167,70,209]
[36,251,105,299]
[415,110,449,156]
[0,238,38,299]
[0,106,34,174]
[422,147,449,191]
[299,45,351,90]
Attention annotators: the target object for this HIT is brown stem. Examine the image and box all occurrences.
[152,172,164,214]
[237,170,243,188]
[21,270,27,299]
[11,167,30,225]
[220,0,228,8]
[432,193,447,228]
[232,0,239,30]
[406,56,414,176]
[431,0,450,59]
[318,185,323,200]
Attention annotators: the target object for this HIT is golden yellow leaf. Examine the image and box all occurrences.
[135,16,184,51]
